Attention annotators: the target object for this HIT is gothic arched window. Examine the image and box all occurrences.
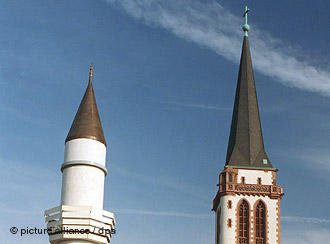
[238,200,249,244]
[255,201,266,244]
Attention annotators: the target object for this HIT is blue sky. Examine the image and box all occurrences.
[0,0,329,243]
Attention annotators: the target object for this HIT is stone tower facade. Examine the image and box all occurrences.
[213,168,283,244]
[213,11,284,244]
[45,66,116,244]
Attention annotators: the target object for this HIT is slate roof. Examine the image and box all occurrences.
[225,36,272,169]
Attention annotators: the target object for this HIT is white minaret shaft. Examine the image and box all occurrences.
[45,65,116,244]
[61,138,106,208]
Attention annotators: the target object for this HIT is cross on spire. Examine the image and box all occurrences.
[243,6,249,24]
[242,6,250,36]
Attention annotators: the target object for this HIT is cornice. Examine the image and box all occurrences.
[212,182,284,211]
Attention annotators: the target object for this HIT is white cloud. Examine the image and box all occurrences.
[160,101,231,111]
[112,208,211,219]
[113,208,330,223]
[105,0,330,96]
[111,163,210,206]
[277,147,330,180]
[282,216,330,224]
[282,229,330,244]
[0,159,58,244]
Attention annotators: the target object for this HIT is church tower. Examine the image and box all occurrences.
[45,65,116,244]
[212,7,284,244]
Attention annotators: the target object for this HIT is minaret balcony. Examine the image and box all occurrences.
[45,205,116,244]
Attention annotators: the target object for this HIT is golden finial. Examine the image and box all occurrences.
[89,63,93,83]
[242,6,250,36]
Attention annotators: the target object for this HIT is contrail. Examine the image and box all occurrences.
[105,0,330,96]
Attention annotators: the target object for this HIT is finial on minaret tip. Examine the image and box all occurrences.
[89,63,93,83]
[242,6,250,36]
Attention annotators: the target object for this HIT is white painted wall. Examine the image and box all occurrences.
[64,138,106,166]
[216,169,279,244]
[46,135,115,243]
[61,166,105,208]
[61,138,107,208]
[237,169,273,185]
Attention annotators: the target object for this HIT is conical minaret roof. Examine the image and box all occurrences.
[65,65,107,146]
[225,16,272,169]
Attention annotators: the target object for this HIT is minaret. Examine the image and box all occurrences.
[45,65,116,244]
[213,7,284,244]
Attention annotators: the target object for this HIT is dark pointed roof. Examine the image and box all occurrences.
[225,36,272,169]
[65,65,107,146]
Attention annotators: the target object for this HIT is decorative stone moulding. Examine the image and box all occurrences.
[213,182,283,211]
[45,205,116,244]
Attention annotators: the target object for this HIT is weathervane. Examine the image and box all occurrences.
[242,6,250,36]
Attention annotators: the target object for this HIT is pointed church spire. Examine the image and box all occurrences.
[65,64,107,146]
[225,7,272,169]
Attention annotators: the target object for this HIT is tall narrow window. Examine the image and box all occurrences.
[228,200,232,209]
[258,177,262,184]
[255,201,266,244]
[241,177,245,184]
[216,208,221,244]
[227,218,232,227]
[238,200,249,244]
[222,173,226,184]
